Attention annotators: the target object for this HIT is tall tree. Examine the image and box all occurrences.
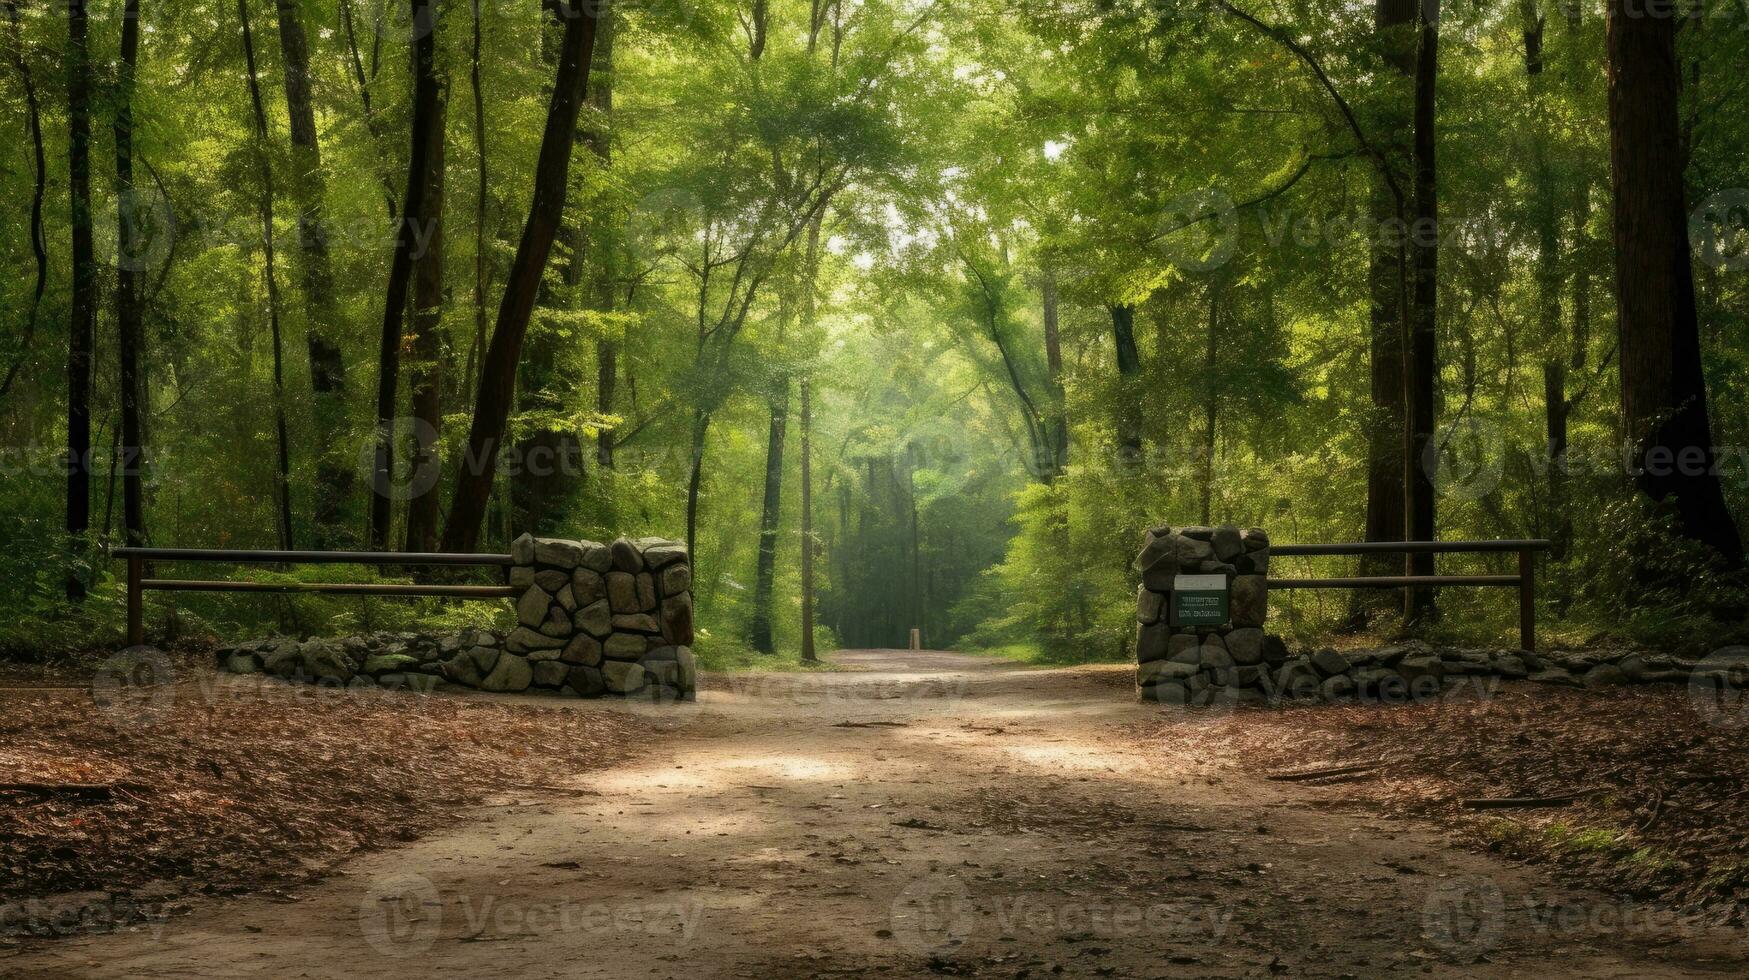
[239,0,295,550]
[115,0,146,548]
[590,11,619,470]
[374,0,445,551]
[1402,0,1439,619]
[799,376,817,662]
[1356,0,1414,612]
[1109,303,1141,466]
[1605,0,1743,565]
[403,7,449,554]
[274,0,351,543]
[65,0,95,599]
[440,0,604,553]
[0,0,47,404]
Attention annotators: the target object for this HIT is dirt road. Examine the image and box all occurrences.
[7,649,1747,978]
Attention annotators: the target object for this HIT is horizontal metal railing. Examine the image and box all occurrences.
[116,547,517,646]
[1266,539,1550,650]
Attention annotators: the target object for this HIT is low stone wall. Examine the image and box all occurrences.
[216,534,696,700]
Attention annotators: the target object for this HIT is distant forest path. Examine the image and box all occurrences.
[11,650,1746,979]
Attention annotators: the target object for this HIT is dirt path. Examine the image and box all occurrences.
[7,649,1747,979]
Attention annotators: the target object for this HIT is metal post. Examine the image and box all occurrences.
[127,553,144,647]
[1518,548,1535,652]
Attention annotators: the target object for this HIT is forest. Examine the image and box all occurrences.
[2,0,1747,666]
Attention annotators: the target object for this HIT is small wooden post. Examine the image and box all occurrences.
[909,628,921,652]
[1518,548,1535,652]
[126,553,144,647]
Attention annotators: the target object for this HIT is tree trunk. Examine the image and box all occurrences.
[1041,267,1067,478]
[1348,0,1415,625]
[115,0,146,548]
[440,0,604,553]
[1403,1,1439,620]
[274,0,351,544]
[1109,303,1142,467]
[799,378,816,662]
[464,0,488,409]
[240,0,295,550]
[749,386,788,654]
[589,12,618,470]
[685,409,709,564]
[66,0,95,599]
[404,0,448,554]
[371,0,442,550]
[0,0,47,404]
[1200,287,1219,525]
[1605,0,1744,565]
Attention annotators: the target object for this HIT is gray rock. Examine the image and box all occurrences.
[572,568,606,605]
[1398,654,1445,684]
[578,540,613,574]
[516,585,553,628]
[554,583,577,612]
[561,634,603,667]
[1584,663,1629,687]
[1261,634,1290,666]
[262,643,303,679]
[533,569,570,593]
[1241,527,1269,549]
[539,605,572,638]
[1273,660,1321,700]
[511,532,536,565]
[1178,526,1215,541]
[526,643,564,662]
[610,537,643,573]
[1167,633,1203,664]
[1493,654,1528,679]
[531,660,569,688]
[1616,654,1648,681]
[534,538,585,569]
[661,563,692,597]
[1137,587,1165,625]
[1319,674,1356,700]
[643,542,688,570]
[607,572,640,613]
[612,613,661,634]
[225,652,261,674]
[302,644,354,683]
[1528,668,1582,687]
[480,653,533,693]
[635,573,658,611]
[1231,575,1267,628]
[509,565,536,589]
[363,653,421,675]
[661,594,694,645]
[1141,681,1190,705]
[1198,639,1234,670]
[1137,623,1172,664]
[574,599,612,637]
[1311,648,1351,677]
[1225,628,1264,665]
[602,660,647,694]
[1212,526,1243,562]
[445,646,495,687]
[673,646,698,694]
[1236,547,1269,576]
[1139,659,1198,685]
[1353,666,1406,699]
[506,626,565,654]
[1234,665,1268,688]
[1171,534,1215,564]
[604,633,646,661]
[567,665,606,697]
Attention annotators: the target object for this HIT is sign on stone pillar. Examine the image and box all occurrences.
[1134,525,1281,704]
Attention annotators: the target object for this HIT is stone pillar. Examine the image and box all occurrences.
[507,534,696,700]
[1134,525,1284,704]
